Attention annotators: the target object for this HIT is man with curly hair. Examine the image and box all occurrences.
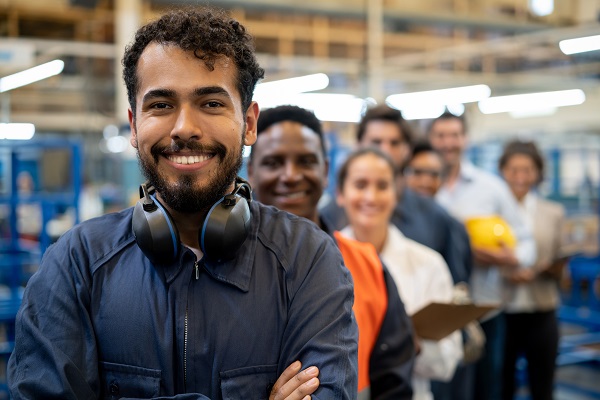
[8,8,358,400]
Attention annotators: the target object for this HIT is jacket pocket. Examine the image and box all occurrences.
[100,361,161,399]
[220,364,278,400]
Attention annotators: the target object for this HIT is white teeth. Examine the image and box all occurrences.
[168,154,212,165]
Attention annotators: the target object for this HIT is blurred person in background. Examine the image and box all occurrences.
[321,105,469,285]
[248,105,416,400]
[335,147,462,400]
[404,141,446,198]
[428,112,536,400]
[404,141,478,400]
[499,140,566,400]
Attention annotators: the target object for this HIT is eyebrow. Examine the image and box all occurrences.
[141,86,232,104]
[193,86,231,99]
[142,88,176,104]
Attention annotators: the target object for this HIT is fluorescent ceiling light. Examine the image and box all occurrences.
[447,103,465,116]
[253,73,329,108]
[293,93,366,123]
[386,84,490,110]
[0,123,35,140]
[510,107,557,119]
[529,0,553,17]
[399,104,446,121]
[0,59,65,93]
[478,89,585,114]
[261,92,366,123]
[559,34,600,55]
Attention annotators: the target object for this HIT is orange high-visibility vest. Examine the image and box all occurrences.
[334,231,388,395]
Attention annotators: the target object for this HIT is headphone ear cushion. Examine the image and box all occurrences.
[200,195,251,262]
[132,195,180,264]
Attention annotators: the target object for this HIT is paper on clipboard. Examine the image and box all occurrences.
[411,302,499,341]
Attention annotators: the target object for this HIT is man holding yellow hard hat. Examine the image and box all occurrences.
[428,112,535,400]
[464,215,517,251]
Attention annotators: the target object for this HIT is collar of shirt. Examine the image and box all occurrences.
[458,159,478,183]
[518,191,537,231]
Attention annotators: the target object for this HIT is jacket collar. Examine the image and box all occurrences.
[162,202,259,293]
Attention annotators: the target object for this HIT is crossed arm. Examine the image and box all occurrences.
[270,361,320,400]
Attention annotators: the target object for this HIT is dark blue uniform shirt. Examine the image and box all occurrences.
[8,201,358,399]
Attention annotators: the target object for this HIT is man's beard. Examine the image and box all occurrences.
[138,137,244,214]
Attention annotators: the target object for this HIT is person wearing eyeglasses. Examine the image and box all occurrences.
[403,141,446,198]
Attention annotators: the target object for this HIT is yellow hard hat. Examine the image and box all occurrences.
[464,215,517,250]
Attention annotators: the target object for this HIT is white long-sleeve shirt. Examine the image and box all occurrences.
[341,224,462,400]
[436,160,536,306]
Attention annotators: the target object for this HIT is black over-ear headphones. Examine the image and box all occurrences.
[132,176,252,264]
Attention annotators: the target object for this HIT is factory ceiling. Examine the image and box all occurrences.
[0,0,598,133]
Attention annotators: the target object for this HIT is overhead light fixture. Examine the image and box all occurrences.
[399,104,446,121]
[0,123,35,140]
[260,93,366,123]
[559,34,600,55]
[292,93,366,123]
[386,84,491,110]
[529,0,554,17]
[253,73,329,108]
[478,89,585,114]
[446,103,465,117]
[510,107,557,119]
[0,59,65,93]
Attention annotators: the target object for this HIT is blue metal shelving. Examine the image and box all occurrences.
[0,138,82,394]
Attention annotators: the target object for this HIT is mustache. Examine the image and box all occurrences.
[150,139,227,163]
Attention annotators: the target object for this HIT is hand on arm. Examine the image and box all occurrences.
[473,242,518,269]
[506,268,535,284]
[270,361,319,400]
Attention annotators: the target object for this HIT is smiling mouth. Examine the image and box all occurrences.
[277,191,307,200]
[167,154,214,165]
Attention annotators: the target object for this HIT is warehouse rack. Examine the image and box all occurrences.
[0,138,82,394]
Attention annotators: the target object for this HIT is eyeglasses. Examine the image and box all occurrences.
[404,167,443,179]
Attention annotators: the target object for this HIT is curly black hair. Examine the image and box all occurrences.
[122,7,265,118]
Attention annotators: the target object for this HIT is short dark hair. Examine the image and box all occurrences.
[409,140,442,161]
[122,7,264,118]
[336,147,397,193]
[356,105,413,147]
[404,140,446,176]
[427,112,467,135]
[251,105,326,162]
[499,140,545,183]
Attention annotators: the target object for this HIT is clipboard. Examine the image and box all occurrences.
[411,302,499,341]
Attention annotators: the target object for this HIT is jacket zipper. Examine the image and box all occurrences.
[184,261,199,389]
[184,307,188,389]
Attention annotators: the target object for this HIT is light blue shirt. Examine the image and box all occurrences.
[436,160,536,306]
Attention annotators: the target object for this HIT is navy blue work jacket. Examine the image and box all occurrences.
[8,201,358,399]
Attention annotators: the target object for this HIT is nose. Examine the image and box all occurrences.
[281,161,302,183]
[170,105,202,141]
[363,186,378,202]
[379,141,394,157]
